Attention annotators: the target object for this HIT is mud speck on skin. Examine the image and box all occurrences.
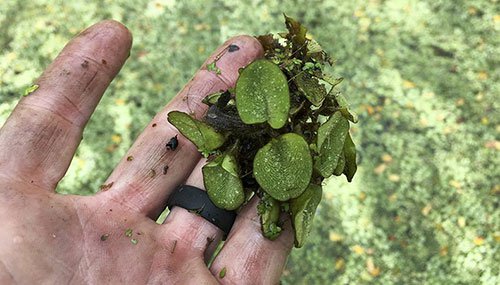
[127,156,134,161]
[149,169,156,178]
[171,240,177,254]
[166,135,178,151]
[206,236,214,248]
[81,60,89,68]
[100,234,109,241]
[99,182,114,191]
[60,69,71,76]
[228,44,240,52]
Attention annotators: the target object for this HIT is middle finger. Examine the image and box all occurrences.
[98,35,263,218]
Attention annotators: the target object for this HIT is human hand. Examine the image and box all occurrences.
[0,20,293,284]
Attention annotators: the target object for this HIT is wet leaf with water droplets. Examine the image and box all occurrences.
[167,111,225,155]
[333,152,345,176]
[343,133,357,182]
[254,133,312,201]
[290,184,322,248]
[203,153,245,210]
[235,59,290,129]
[316,112,349,178]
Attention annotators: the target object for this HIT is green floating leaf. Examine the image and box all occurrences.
[235,59,290,129]
[167,111,225,155]
[343,133,357,182]
[257,193,282,240]
[316,112,349,178]
[23,84,39,96]
[254,133,312,201]
[295,72,327,106]
[290,184,322,248]
[203,153,245,210]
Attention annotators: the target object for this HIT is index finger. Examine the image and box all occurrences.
[0,20,132,189]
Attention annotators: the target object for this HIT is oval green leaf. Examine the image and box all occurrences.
[290,184,322,248]
[343,133,357,182]
[315,112,349,178]
[167,111,225,155]
[235,59,290,129]
[254,133,312,201]
[202,154,245,210]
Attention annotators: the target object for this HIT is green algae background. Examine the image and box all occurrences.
[0,0,498,284]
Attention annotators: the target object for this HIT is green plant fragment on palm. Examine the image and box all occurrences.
[23,84,39,96]
[125,228,133,237]
[206,61,221,75]
[219,267,227,279]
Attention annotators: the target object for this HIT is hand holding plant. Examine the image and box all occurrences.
[169,15,358,247]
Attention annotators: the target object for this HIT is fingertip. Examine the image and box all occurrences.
[99,19,133,50]
[223,34,264,56]
[203,35,264,86]
[68,19,133,76]
[79,19,133,47]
